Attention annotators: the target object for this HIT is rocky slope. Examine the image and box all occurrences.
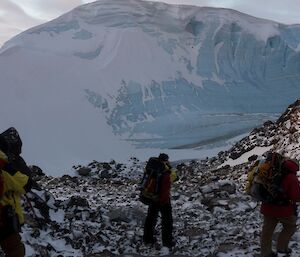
[22,160,259,257]
[219,99,300,163]
[8,99,300,257]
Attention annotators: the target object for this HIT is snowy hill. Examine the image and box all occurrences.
[19,98,300,257]
[1,0,300,175]
[219,98,300,167]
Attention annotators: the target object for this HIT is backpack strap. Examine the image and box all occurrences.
[272,152,283,168]
[0,173,3,200]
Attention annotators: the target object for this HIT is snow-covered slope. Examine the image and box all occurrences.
[23,162,262,257]
[1,0,300,174]
[219,98,300,167]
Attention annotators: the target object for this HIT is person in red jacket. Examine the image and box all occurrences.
[260,159,300,257]
[143,153,177,249]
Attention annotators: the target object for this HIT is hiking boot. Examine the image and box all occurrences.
[263,252,277,257]
[143,237,157,245]
[162,240,176,249]
[277,248,292,257]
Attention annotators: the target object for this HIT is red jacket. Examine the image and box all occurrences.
[261,167,300,217]
[159,170,171,205]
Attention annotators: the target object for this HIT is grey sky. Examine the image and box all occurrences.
[1,0,300,47]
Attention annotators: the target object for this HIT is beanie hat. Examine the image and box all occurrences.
[0,127,22,156]
[283,159,299,173]
[158,153,169,161]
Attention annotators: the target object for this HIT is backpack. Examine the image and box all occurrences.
[246,152,293,205]
[139,157,165,205]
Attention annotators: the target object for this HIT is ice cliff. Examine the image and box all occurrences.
[1,0,300,173]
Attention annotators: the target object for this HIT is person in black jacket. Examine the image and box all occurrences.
[0,127,33,257]
[143,153,177,249]
[0,127,31,177]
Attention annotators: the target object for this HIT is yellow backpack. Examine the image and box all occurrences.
[245,152,289,204]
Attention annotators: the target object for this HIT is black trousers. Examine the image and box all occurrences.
[143,202,173,246]
[0,233,25,257]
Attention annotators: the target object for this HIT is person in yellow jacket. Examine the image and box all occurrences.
[0,149,32,257]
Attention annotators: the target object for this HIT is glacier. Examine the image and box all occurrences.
[1,0,300,174]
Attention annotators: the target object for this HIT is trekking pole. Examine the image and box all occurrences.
[25,194,38,219]
[25,193,48,227]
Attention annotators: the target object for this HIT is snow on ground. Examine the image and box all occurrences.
[19,148,300,257]
[219,146,273,168]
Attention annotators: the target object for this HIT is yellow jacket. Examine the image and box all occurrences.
[170,168,178,183]
[0,169,29,225]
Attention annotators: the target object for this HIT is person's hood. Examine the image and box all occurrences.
[0,127,22,156]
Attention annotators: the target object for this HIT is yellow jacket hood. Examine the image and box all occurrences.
[0,170,29,224]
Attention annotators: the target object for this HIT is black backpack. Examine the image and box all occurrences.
[139,157,165,205]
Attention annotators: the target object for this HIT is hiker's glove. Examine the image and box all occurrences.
[171,169,179,182]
